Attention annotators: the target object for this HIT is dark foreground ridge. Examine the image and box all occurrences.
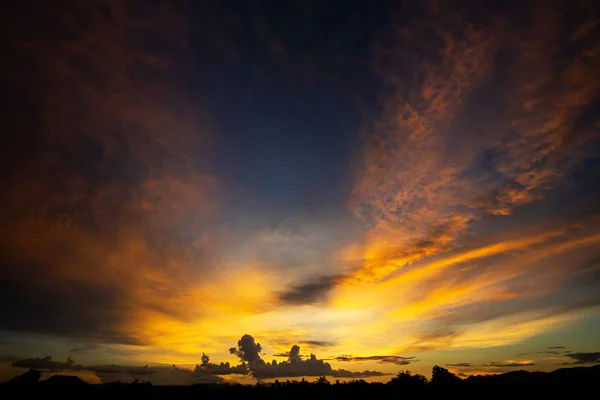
[2,365,599,399]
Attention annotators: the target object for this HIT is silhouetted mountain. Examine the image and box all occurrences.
[42,375,91,389]
[3,369,41,387]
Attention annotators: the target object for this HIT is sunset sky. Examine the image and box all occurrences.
[1,0,599,385]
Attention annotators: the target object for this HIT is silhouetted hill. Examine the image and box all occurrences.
[3,369,41,387]
[42,375,91,389]
[2,365,599,399]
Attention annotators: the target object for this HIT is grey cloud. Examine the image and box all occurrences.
[335,355,417,366]
[70,345,98,353]
[231,335,387,379]
[229,334,264,365]
[253,346,386,379]
[12,356,76,371]
[277,274,344,305]
[195,353,247,375]
[0,279,147,346]
[300,340,336,347]
[11,356,240,385]
[91,364,226,385]
[446,363,472,367]
[565,352,600,364]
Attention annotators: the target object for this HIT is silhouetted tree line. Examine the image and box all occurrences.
[2,365,599,399]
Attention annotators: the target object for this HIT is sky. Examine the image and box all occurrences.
[1,0,600,385]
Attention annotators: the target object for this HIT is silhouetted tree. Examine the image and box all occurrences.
[431,365,462,386]
[389,370,428,388]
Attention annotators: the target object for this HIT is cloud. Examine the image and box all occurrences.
[324,0,600,356]
[194,353,247,375]
[0,0,222,347]
[87,364,226,385]
[446,363,472,367]
[229,334,265,365]
[483,361,536,368]
[12,356,75,372]
[565,352,600,364]
[548,346,565,350]
[10,354,242,385]
[70,345,98,353]
[229,335,386,379]
[335,355,417,366]
[300,340,337,347]
[277,275,344,305]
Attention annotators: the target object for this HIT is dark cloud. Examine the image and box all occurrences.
[300,340,337,347]
[0,0,218,344]
[483,361,536,368]
[10,356,238,385]
[254,348,386,379]
[70,345,98,353]
[0,280,148,346]
[548,346,566,350]
[565,352,600,364]
[335,355,417,366]
[88,364,226,385]
[229,334,265,365]
[446,363,473,367]
[12,356,76,372]
[277,274,344,305]
[230,335,386,379]
[194,353,247,375]
[10,335,387,383]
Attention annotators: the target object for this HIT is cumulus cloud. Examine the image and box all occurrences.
[11,335,387,382]
[194,353,247,375]
[229,334,265,365]
[252,350,386,379]
[231,335,387,379]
